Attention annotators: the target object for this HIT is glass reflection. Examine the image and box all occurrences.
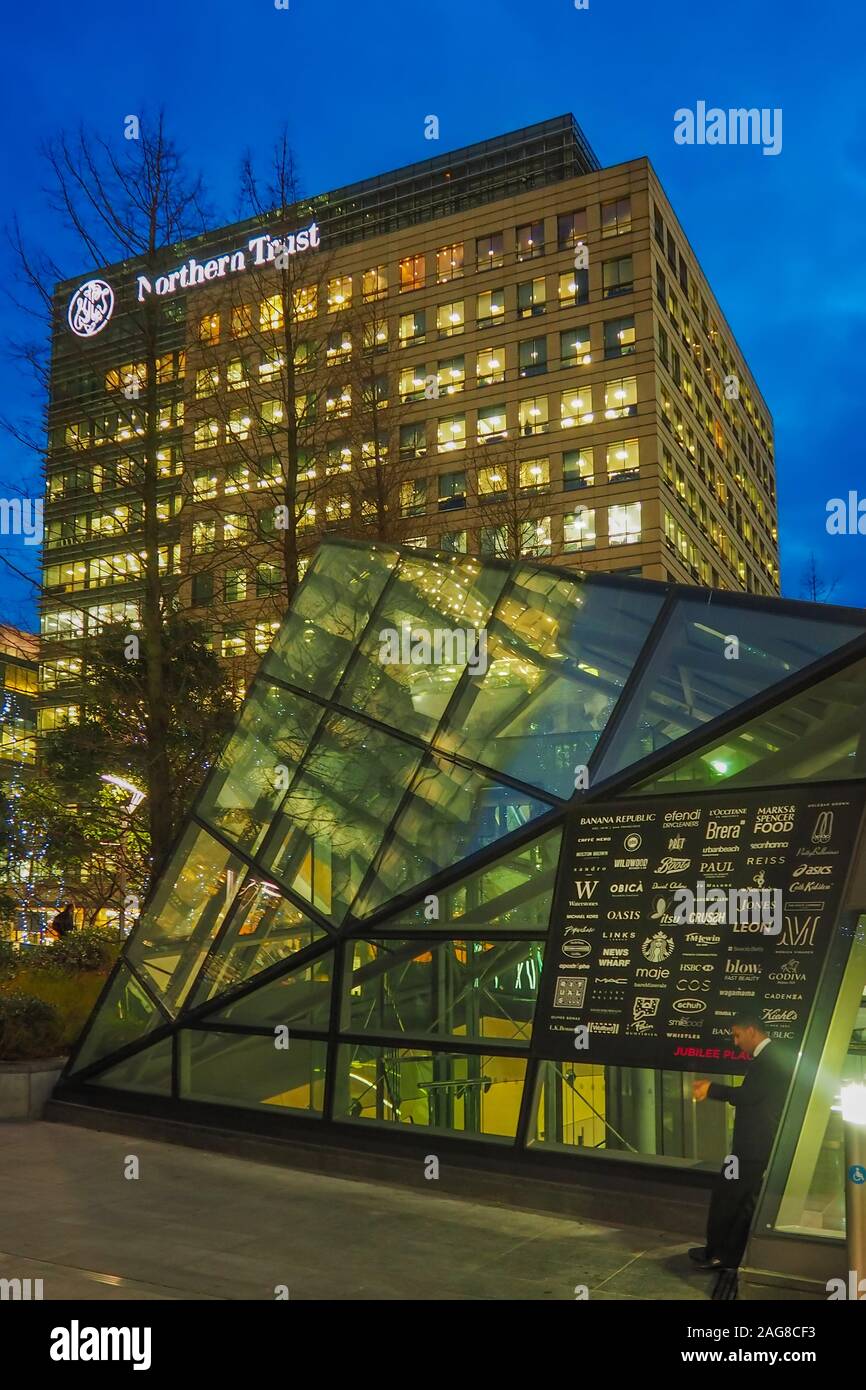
[438,568,662,796]
[344,938,543,1043]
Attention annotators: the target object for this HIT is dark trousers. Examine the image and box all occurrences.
[705,1160,766,1267]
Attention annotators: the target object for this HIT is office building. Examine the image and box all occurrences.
[42,115,778,725]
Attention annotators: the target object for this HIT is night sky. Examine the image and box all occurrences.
[1,0,863,627]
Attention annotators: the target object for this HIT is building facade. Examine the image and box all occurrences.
[42,114,778,726]
[0,625,38,775]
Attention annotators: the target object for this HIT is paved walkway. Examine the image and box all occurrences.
[0,1122,710,1300]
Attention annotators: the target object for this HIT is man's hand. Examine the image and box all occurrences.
[693,1080,711,1102]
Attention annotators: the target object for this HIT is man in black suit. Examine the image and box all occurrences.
[688,1012,794,1272]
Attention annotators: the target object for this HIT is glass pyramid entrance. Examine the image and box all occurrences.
[60,540,866,1160]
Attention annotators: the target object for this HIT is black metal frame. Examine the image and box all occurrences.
[55,538,866,1184]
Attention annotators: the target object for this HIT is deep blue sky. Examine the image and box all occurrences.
[1,0,864,627]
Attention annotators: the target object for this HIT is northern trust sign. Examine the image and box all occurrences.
[66,219,320,336]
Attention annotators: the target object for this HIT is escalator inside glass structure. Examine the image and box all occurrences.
[57,539,866,1298]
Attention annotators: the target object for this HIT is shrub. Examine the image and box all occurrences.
[0,938,19,982]
[28,927,119,976]
[0,992,64,1061]
[0,968,106,1050]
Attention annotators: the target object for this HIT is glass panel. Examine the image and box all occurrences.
[343,939,542,1044]
[531,1060,738,1159]
[68,964,165,1075]
[437,568,663,796]
[378,828,561,932]
[262,541,399,697]
[766,916,866,1238]
[595,596,865,781]
[90,1036,173,1096]
[207,950,334,1029]
[258,713,421,926]
[125,825,247,1013]
[197,684,322,857]
[188,884,328,1006]
[336,1044,526,1139]
[337,551,507,740]
[179,1031,327,1114]
[353,753,551,916]
[629,655,866,793]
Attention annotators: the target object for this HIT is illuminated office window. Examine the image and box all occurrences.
[195,367,219,399]
[198,313,219,344]
[254,620,281,654]
[293,286,317,320]
[476,346,505,386]
[557,209,587,249]
[563,506,596,551]
[436,243,464,283]
[399,365,428,402]
[399,254,425,292]
[518,395,549,435]
[477,403,507,443]
[560,386,594,427]
[560,326,591,366]
[476,232,503,270]
[231,304,253,338]
[192,521,216,554]
[437,414,466,452]
[224,569,248,604]
[399,309,426,346]
[437,356,465,395]
[260,295,284,331]
[519,458,550,492]
[362,265,388,300]
[476,288,504,327]
[437,300,465,336]
[221,624,247,659]
[518,278,546,318]
[327,276,352,311]
[228,408,252,440]
[562,448,594,489]
[192,468,218,501]
[558,269,588,307]
[609,500,641,544]
[226,358,249,390]
[519,516,551,557]
[516,221,544,261]
[601,197,632,238]
[607,439,639,479]
[604,316,636,358]
[604,376,637,419]
[194,419,219,450]
[477,465,507,500]
[602,256,633,298]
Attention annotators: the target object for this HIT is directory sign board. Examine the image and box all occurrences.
[533,787,864,1071]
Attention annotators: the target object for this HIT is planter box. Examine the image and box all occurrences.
[0,1057,67,1120]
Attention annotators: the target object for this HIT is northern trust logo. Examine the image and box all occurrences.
[50,1321,152,1371]
[67,278,114,336]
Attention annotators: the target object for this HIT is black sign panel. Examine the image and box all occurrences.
[533,786,865,1072]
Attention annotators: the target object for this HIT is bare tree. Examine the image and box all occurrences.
[5,113,213,874]
[463,434,552,561]
[800,552,839,604]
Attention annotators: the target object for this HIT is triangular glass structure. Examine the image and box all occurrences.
[626,652,866,794]
[592,592,866,782]
[64,541,866,1130]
